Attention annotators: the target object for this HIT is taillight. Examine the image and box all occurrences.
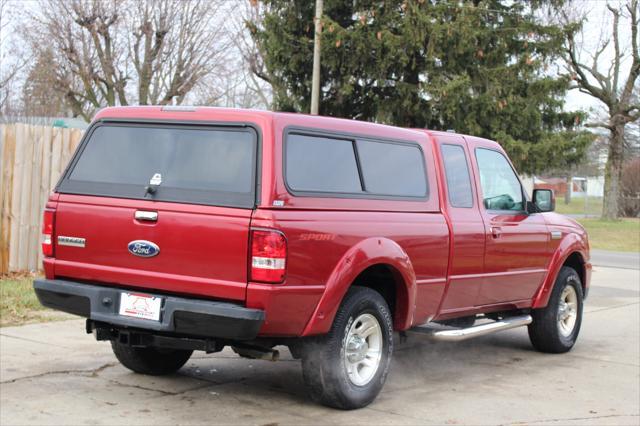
[250,229,287,283]
[42,209,55,257]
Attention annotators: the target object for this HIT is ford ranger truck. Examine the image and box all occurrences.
[34,106,591,409]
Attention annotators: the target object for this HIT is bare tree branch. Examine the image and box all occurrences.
[607,4,621,95]
[561,0,640,219]
[584,121,614,130]
[0,0,30,113]
[620,0,640,107]
[565,32,612,106]
[22,0,231,118]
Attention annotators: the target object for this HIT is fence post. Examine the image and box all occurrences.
[8,124,25,271]
[16,124,36,270]
[50,128,63,189]
[37,126,53,268]
[0,125,16,275]
[26,126,44,270]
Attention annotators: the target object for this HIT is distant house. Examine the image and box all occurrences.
[533,176,604,198]
[50,117,89,129]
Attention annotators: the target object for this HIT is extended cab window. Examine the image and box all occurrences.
[58,124,257,208]
[475,148,524,211]
[356,140,427,197]
[441,144,473,208]
[285,134,362,193]
[285,132,427,198]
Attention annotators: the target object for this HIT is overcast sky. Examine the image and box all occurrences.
[1,0,637,122]
[563,0,636,117]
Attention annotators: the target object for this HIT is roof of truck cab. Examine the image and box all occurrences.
[93,106,424,138]
[417,129,502,149]
[93,106,275,123]
[93,106,496,147]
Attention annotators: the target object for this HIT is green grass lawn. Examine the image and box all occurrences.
[555,197,604,217]
[554,197,639,251]
[0,274,70,327]
[576,218,640,252]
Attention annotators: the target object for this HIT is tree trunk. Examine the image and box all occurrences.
[602,122,625,219]
[564,175,572,204]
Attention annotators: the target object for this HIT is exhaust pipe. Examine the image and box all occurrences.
[410,315,532,342]
[231,345,280,361]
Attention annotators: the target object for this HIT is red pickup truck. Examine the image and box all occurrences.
[34,107,590,409]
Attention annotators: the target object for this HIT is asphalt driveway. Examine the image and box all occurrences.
[591,249,639,270]
[1,264,638,425]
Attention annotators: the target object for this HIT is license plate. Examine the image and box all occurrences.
[119,292,162,321]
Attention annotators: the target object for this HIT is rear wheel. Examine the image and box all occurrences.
[111,341,192,375]
[528,266,583,353]
[301,286,394,409]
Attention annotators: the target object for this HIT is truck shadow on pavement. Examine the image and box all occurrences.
[4,315,637,425]
[133,330,542,407]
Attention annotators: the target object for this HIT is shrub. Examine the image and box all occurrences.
[620,158,640,217]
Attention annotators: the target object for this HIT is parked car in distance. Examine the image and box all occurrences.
[34,107,590,409]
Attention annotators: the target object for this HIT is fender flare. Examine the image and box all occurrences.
[301,237,416,336]
[532,233,589,309]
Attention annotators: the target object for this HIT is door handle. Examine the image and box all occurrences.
[491,226,502,239]
[135,210,158,222]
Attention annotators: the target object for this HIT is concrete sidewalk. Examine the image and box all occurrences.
[1,266,639,425]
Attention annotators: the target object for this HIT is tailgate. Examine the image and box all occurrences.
[52,122,259,301]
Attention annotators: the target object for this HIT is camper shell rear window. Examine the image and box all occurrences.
[57,122,259,208]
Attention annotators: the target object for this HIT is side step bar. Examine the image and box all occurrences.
[409,315,532,342]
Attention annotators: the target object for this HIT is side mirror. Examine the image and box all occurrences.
[532,189,555,212]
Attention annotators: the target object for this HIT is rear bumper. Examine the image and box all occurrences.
[33,279,264,340]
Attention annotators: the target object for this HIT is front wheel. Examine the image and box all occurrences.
[301,286,394,409]
[528,266,584,353]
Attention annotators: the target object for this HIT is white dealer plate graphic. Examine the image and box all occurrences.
[119,292,162,321]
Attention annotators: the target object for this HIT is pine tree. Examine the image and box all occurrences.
[250,0,593,173]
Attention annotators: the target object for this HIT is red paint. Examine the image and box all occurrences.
[465,136,551,306]
[432,134,485,313]
[53,194,251,301]
[42,106,590,338]
[532,213,591,308]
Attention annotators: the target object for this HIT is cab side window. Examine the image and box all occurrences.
[285,132,427,199]
[286,134,362,193]
[441,144,473,208]
[475,148,524,211]
[356,140,427,197]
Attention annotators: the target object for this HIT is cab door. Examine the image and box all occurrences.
[436,136,485,313]
[467,138,550,305]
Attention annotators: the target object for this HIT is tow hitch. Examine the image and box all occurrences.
[86,320,224,353]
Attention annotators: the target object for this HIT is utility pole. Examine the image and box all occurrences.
[310,0,323,115]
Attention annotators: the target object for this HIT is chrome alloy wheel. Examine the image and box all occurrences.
[557,285,578,337]
[343,313,383,386]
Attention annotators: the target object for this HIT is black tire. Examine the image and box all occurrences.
[301,286,394,410]
[111,341,192,375]
[528,266,584,353]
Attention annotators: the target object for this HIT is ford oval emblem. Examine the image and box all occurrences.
[128,240,160,258]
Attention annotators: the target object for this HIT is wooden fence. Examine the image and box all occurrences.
[0,124,84,274]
